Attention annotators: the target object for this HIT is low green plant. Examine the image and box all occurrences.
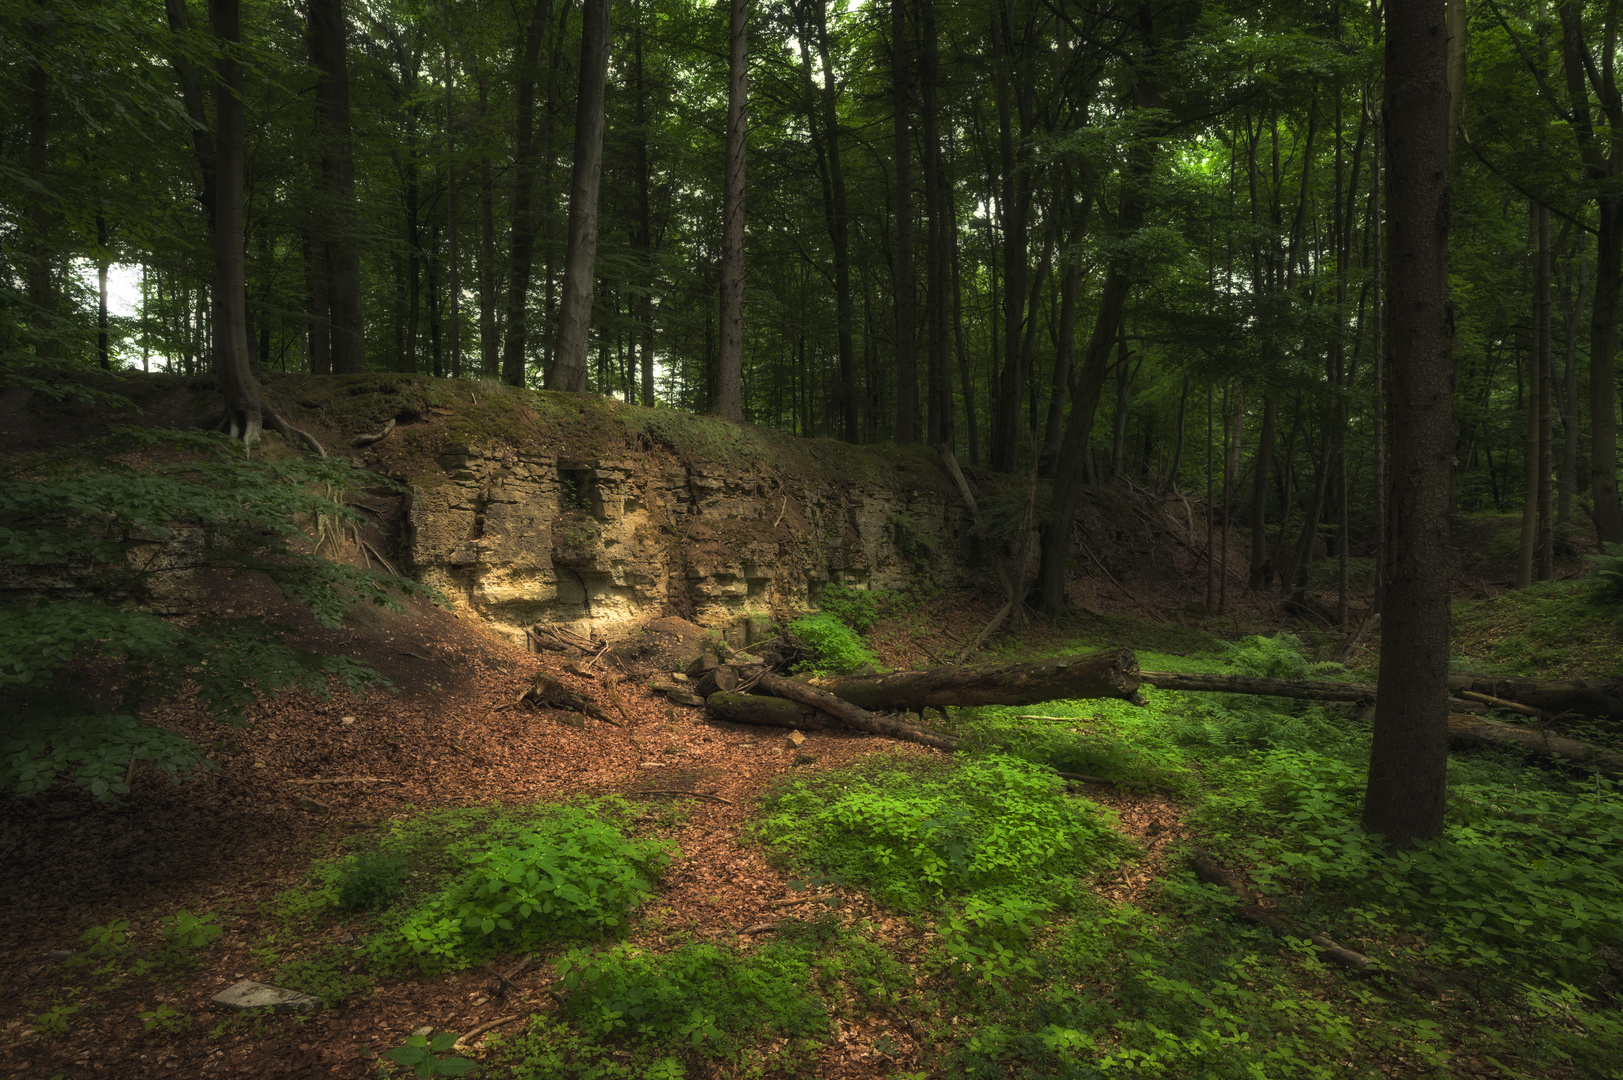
[33,1001,79,1039]
[756,754,1124,910]
[138,1002,190,1034]
[386,805,672,971]
[383,1031,479,1077]
[278,953,374,1007]
[787,613,882,675]
[337,850,410,912]
[549,937,825,1051]
[159,909,223,951]
[814,582,881,633]
[79,919,130,957]
[1222,632,1348,681]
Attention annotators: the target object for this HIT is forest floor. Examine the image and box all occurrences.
[3,519,1621,1080]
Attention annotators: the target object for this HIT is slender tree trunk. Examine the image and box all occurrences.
[1043,253,1080,461]
[1559,2,1623,543]
[443,32,460,379]
[1249,393,1277,586]
[1537,199,1555,579]
[1364,0,1454,846]
[500,0,552,387]
[714,0,747,421]
[631,5,656,406]
[547,0,611,392]
[891,0,917,443]
[990,6,1034,472]
[920,0,950,448]
[477,74,498,377]
[308,0,366,374]
[1520,201,1544,589]
[209,0,261,441]
[1558,233,1587,541]
[1164,373,1190,494]
[807,0,858,442]
[96,212,110,370]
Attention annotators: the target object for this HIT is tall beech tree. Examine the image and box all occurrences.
[715,0,748,422]
[1363,0,1455,846]
[548,0,611,391]
[308,0,366,374]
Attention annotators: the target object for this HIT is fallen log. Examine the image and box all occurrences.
[1445,674,1623,719]
[705,691,837,730]
[1447,714,1623,773]
[1140,671,1374,702]
[1142,670,1622,719]
[740,666,964,752]
[809,649,1141,710]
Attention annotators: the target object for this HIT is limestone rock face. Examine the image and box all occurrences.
[399,435,975,646]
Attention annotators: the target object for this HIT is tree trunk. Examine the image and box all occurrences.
[714,0,747,422]
[443,33,461,379]
[547,0,610,392]
[811,0,858,443]
[475,71,499,378]
[96,212,111,370]
[920,0,950,449]
[1557,230,1586,542]
[1364,0,1454,846]
[631,6,656,406]
[808,649,1141,710]
[308,0,366,374]
[891,0,917,444]
[209,0,260,441]
[1249,393,1278,587]
[1559,2,1623,544]
[500,0,552,388]
[1141,670,1622,719]
[989,6,1034,472]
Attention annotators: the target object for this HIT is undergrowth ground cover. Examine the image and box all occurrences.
[58,583,1617,1079]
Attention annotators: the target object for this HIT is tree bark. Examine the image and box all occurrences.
[714,0,747,422]
[988,4,1034,471]
[812,0,858,443]
[1249,393,1277,586]
[475,69,499,378]
[808,649,1140,710]
[920,0,950,449]
[891,0,917,444]
[1363,0,1455,846]
[308,0,366,374]
[1558,2,1623,544]
[209,0,259,442]
[547,0,610,392]
[706,691,835,730]
[500,0,552,388]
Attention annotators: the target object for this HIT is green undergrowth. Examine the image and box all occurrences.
[1452,573,1623,679]
[266,797,673,992]
[710,627,1623,1078]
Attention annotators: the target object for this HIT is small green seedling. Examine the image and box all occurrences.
[160,909,223,951]
[139,1002,190,1033]
[383,1032,478,1077]
[33,1002,79,1038]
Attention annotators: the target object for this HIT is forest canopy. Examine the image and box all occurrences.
[2,0,1618,565]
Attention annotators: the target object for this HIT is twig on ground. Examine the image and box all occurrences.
[452,1013,524,1051]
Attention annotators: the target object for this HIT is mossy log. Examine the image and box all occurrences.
[808,648,1141,710]
[705,691,835,730]
[1141,670,1622,719]
[1447,714,1623,773]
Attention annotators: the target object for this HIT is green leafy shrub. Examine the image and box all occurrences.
[336,851,410,912]
[384,1031,479,1077]
[387,805,673,971]
[549,938,825,1051]
[1222,633,1348,681]
[277,953,373,1007]
[814,583,881,633]
[756,754,1123,910]
[787,613,881,675]
[159,908,223,951]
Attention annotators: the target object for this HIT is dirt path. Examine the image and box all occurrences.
[0,596,963,1079]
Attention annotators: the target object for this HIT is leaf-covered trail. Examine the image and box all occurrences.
[1,592,1018,1079]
